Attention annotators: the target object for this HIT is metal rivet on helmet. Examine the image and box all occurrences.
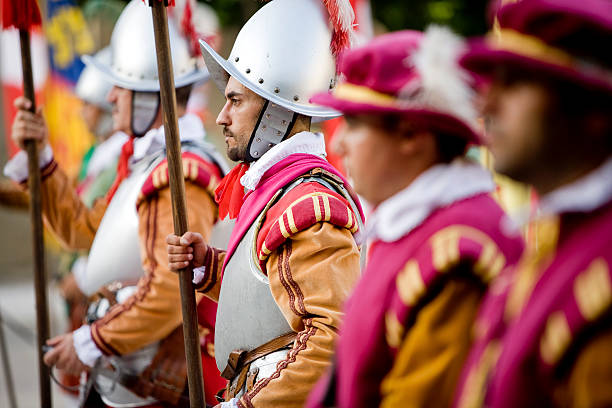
[254,151,259,156]
[256,137,261,142]
[258,78,264,84]
[235,57,239,62]
[198,0,342,119]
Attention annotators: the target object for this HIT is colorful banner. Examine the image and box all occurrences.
[43,0,96,178]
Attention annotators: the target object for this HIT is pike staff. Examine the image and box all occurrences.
[148,1,205,406]
[1,1,52,406]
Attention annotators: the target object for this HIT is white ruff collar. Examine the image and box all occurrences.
[131,113,206,165]
[536,155,612,218]
[86,131,129,177]
[240,131,327,191]
[368,158,495,242]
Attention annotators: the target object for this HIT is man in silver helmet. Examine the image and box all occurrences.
[5,0,228,406]
[166,0,364,407]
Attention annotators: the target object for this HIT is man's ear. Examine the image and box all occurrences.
[397,129,436,158]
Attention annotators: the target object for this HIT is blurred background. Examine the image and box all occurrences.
[0,0,496,406]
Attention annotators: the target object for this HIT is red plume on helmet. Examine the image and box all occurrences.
[1,0,42,30]
[180,0,200,56]
[261,0,356,57]
[324,0,356,56]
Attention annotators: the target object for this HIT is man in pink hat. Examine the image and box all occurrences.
[305,27,524,408]
[453,1,612,407]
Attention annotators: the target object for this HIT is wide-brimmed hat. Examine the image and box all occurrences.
[310,27,480,143]
[461,0,612,94]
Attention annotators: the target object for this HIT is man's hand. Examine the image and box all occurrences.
[166,231,208,271]
[43,333,89,376]
[11,97,49,151]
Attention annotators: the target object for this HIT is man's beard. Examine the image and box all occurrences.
[224,128,248,162]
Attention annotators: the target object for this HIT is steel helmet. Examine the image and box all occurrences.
[199,0,355,160]
[83,0,208,92]
[75,46,113,112]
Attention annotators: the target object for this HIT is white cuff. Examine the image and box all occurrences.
[73,325,103,367]
[220,398,239,408]
[193,266,206,285]
[3,144,54,183]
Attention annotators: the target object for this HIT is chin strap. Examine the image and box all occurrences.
[130,91,161,137]
[245,100,298,162]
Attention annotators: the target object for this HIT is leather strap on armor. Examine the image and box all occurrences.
[130,326,190,406]
[221,331,297,399]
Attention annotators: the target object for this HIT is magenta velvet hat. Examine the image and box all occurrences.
[310,27,481,143]
[461,0,612,94]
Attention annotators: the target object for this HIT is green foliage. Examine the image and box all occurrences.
[99,0,491,36]
[373,0,490,36]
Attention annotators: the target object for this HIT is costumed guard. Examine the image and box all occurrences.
[306,27,525,408]
[453,0,612,407]
[56,45,128,403]
[4,1,228,406]
[73,46,128,208]
[166,0,365,406]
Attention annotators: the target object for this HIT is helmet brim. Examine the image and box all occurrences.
[82,54,210,92]
[199,39,340,120]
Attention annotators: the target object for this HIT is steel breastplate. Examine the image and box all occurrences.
[215,173,364,373]
[215,192,292,372]
[81,155,163,296]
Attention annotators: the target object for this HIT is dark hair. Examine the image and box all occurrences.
[175,85,193,108]
[546,79,612,153]
[435,133,468,163]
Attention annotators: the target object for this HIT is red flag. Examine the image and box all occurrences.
[1,0,42,30]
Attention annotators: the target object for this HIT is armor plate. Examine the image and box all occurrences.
[82,155,163,296]
[215,198,292,372]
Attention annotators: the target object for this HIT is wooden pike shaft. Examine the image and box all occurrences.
[149,2,206,406]
[19,28,52,408]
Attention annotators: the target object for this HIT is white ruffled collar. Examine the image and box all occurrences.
[131,113,206,165]
[240,131,327,191]
[86,131,129,177]
[368,158,495,242]
[532,155,612,219]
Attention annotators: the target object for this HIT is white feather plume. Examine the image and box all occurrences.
[334,0,355,31]
[400,25,477,129]
[325,0,357,52]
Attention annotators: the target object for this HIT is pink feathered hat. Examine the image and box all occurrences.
[461,0,612,94]
[310,27,481,143]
